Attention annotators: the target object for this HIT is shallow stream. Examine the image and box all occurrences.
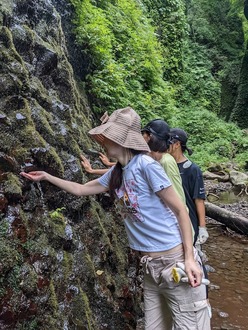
[204,219,248,330]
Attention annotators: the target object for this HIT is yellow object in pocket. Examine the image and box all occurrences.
[172,266,187,283]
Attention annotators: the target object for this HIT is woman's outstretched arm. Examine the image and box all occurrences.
[20,171,107,196]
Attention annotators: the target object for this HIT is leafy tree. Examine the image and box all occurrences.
[70,0,175,120]
[70,0,248,169]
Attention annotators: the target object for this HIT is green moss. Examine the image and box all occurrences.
[29,76,51,104]
[84,252,96,276]
[110,233,127,273]
[90,201,128,271]
[64,135,83,156]
[22,233,55,257]
[49,207,66,220]
[27,144,64,176]
[17,125,46,148]
[40,281,61,329]
[28,100,56,147]
[89,201,112,247]
[72,287,95,329]
[0,27,29,75]
[7,265,21,292]
[62,251,73,281]
[3,172,22,196]
[0,26,16,53]
[0,0,14,18]
[43,146,64,174]
[12,97,32,119]
[0,124,22,156]
[19,263,38,294]
[21,24,36,44]
[49,211,66,232]
[0,239,22,272]
[0,217,8,237]
[48,280,59,312]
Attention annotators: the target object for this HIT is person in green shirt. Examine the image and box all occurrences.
[141,119,186,205]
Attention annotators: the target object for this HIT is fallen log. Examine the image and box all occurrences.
[205,201,248,235]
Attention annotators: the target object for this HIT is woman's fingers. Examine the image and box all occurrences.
[80,155,92,173]
[20,171,44,181]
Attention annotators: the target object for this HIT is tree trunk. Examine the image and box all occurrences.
[205,201,248,235]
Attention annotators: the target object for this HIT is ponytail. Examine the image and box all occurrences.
[108,150,145,200]
[108,162,123,201]
[181,144,193,156]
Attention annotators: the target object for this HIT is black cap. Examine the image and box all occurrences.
[141,119,170,140]
[170,128,193,155]
[170,128,188,144]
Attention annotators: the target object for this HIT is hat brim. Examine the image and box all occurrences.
[89,122,150,152]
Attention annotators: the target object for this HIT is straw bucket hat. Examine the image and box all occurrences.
[88,107,150,152]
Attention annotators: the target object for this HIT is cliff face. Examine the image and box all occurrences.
[230,5,248,129]
[0,1,141,329]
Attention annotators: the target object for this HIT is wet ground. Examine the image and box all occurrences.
[197,181,248,330]
[205,219,248,330]
[202,180,248,328]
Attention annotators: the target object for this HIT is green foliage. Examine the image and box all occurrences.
[179,42,221,112]
[142,0,187,83]
[70,0,248,169]
[230,42,248,129]
[230,0,248,41]
[169,106,248,170]
[186,0,244,53]
[178,0,244,114]
[70,0,175,119]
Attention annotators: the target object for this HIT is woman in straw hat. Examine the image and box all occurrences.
[20,107,211,329]
[81,118,186,206]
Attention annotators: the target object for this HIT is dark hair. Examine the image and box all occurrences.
[147,133,169,152]
[180,143,193,156]
[108,150,144,200]
[170,128,193,155]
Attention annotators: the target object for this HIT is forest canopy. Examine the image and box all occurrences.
[70,0,248,170]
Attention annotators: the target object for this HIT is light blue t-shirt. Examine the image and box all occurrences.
[98,154,182,252]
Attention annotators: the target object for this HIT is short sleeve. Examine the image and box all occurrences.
[142,161,172,192]
[97,166,114,188]
[192,166,205,200]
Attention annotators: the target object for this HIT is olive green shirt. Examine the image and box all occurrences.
[160,153,186,204]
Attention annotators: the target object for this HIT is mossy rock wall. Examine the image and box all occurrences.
[0,0,142,328]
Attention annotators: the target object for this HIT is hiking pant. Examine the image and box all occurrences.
[141,247,211,330]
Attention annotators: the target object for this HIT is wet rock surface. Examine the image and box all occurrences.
[0,0,142,328]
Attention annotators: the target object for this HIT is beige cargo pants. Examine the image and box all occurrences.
[141,247,211,330]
